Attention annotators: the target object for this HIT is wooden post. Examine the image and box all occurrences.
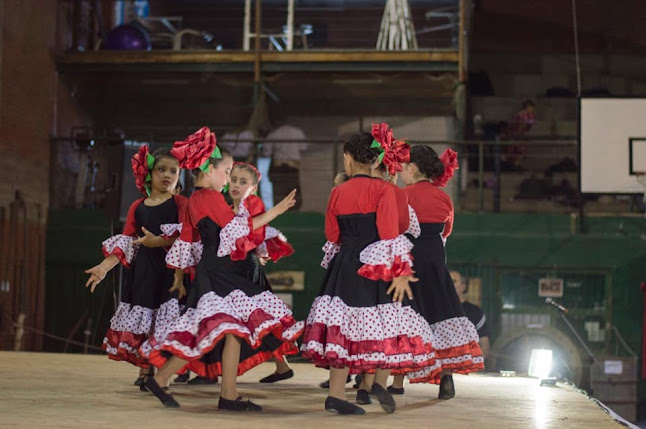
[14,313,25,351]
[253,0,261,86]
[458,0,467,82]
[286,0,294,51]
[243,0,251,51]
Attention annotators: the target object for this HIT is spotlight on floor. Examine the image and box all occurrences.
[528,349,556,385]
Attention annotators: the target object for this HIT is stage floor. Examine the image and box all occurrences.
[0,352,621,428]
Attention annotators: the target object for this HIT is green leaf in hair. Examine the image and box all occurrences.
[378,151,385,163]
[211,146,222,159]
[146,153,155,170]
[370,140,382,149]
[199,158,210,173]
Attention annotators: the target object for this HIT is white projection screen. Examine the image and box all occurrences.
[580,98,646,194]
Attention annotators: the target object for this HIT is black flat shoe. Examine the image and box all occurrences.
[218,396,262,412]
[319,375,352,389]
[134,375,145,387]
[438,374,455,400]
[387,386,405,395]
[259,369,294,383]
[144,377,180,408]
[174,372,190,383]
[370,384,396,414]
[187,375,218,385]
[355,389,371,405]
[324,396,365,415]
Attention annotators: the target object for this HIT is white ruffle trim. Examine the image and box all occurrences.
[102,234,139,265]
[140,299,182,358]
[162,290,303,358]
[217,216,251,257]
[359,234,414,268]
[166,238,204,269]
[320,241,341,269]
[160,223,182,238]
[107,302,154,335]
[430,316,480,351]
[301,295,437,367]
[406,205,421,238]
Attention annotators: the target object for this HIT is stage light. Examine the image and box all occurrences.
[528,349,553,379]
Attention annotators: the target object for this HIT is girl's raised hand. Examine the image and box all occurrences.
[274,189,297,215]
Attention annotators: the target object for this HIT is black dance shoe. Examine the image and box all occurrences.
[324,396,365,415]
[259,369,294,383]
[319,375,352,389]
[438,374,455,400]
[387,386,405,395]
[355,389,371,405]
[134,375,145,387]
[174,372,190,383]
[218,396,262,412]
[144,377,180,408]
[187,375,218,385]
[370,384,396,414]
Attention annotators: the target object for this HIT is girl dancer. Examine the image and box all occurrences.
[227,161,296,383]
[301,131,436,415]
[395,145,483,399]
[85,146,187,386]
[145,127,303,411]
[354,124,439,405]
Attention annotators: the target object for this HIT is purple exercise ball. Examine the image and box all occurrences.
[104,24,151,51]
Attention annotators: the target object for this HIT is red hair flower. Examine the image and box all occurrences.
[131,145,155,195]
[434,148,459,188]
[170,126,219,170]
[371,122,410,176]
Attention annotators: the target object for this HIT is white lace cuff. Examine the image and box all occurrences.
[102,234,139,267]
[166,238,204,269]
[217,216,252,257]
[359,234,414,268]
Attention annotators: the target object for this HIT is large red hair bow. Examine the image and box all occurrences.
[371,122,410,176]
[131,144,155,195]
[434,148,459,188]
[170,126,219,170]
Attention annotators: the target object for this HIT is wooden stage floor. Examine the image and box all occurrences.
[0,352,621,428]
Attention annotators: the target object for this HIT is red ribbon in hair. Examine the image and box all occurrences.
[233,161,262,182]
[371,123,410,176]
[131,145,154,195]
[433,148,459,188]
[170,126,217,170]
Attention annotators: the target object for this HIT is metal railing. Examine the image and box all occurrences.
[56,1,463,53]
[50,132,645,216]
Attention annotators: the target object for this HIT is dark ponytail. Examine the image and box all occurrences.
[409,145,444,180]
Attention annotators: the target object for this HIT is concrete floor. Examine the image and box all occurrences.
[0,352,621,428]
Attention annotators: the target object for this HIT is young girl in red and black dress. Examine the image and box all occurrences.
[396,145,484,399]
[85,146,187,386]
[144,128,302,412]
[228,161,297,383]
[353,124,442,404]
[301,131,437,415]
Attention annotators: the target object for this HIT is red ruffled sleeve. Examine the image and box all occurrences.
[357,184,414,281]
[101,198,144,267]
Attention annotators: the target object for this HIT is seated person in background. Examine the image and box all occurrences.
[450,270,490,358]
[501,99,537,171]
